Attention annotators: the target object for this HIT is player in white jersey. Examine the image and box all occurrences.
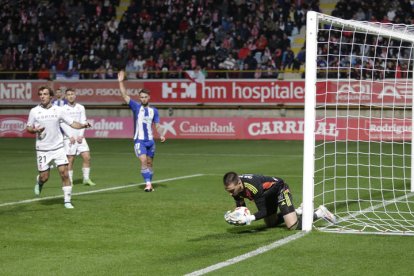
[118,70,166,192]
[60,88,96,186]
[26,86,91,209]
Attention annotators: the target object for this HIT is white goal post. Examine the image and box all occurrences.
[302,11,414,235]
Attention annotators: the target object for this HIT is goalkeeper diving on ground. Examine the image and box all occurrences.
[223,172,336,229]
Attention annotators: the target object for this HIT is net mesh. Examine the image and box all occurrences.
[312,14,414,235]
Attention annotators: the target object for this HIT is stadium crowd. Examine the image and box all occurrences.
[320,0,414,80]
[0,0,320,80]
[331,0,414,22]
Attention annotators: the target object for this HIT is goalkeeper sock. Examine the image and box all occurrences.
[288,216,303,230]
[314,209,323,220]
[141,168,151,183]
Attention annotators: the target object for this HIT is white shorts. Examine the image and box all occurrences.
[64,138,90,156]
[36,147,69,172]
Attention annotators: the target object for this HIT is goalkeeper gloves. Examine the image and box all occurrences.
[245,214,255,225]
[224,210,255,226]
[224,211,234,224]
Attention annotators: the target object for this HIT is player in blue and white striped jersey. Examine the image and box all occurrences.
[52,88,68,106]
[118,70,166,192]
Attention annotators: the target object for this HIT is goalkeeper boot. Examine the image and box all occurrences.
[34,175,43,196]
[64,202,75,209]
[316,205,336,224]
[83,179,96,186]
[144,183,154,192]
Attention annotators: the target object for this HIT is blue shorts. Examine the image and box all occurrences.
[134,140,156,158]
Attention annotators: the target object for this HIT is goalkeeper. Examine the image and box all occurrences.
[223,172,336,229]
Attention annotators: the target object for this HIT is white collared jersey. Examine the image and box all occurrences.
[129,99,160,141]
[60,103,86,138]
[27,105,74,151]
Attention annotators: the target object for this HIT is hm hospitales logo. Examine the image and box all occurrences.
[162,83,197,99]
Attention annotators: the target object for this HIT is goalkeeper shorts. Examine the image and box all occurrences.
[277,185,296,216]
[264,183,296,216]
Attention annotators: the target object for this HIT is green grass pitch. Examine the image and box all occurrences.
[1,138,414,275]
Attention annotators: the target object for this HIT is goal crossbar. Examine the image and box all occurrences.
[315,13,414,43]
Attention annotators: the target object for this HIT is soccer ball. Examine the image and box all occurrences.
[234,206,251,217]
[224,206,251,225]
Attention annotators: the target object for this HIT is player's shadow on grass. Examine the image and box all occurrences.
[72,179,83,185]
[0,204,44,215]
[152,183,167,190]
[188,225,270,242]
[134,183,167,190]
[40,197,62,206]
[0,187,31,191]
[225,223,288,235]
[227,225,271,234]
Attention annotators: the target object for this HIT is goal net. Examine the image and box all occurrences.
[302,11,414,235]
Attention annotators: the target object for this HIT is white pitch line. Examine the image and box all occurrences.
[184,231,308,276]
[0,174,204,208]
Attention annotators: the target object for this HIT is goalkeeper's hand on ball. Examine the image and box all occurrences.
[224,210,255,226]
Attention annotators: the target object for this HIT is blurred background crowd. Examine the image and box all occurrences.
[1,0,413,80]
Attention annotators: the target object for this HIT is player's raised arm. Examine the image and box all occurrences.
[118,70,131,104]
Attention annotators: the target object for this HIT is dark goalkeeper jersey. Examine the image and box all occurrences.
[232,174,287,220]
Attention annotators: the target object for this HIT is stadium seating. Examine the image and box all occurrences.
[0,0,327,80]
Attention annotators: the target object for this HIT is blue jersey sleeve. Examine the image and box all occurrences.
[153,108,160,124]
[128,99,141,112]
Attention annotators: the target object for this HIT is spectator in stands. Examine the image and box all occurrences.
[255,34,268,53]
[37,63,50,80]
[107,17,118,33]
[79,55,92,79]
[1,47,14,79]
[262,59,278,79]
[125,57,138,79]
[219,53,237,78]
[66,54,78,77]
[282,47,295,70]
[238,42,251,62]
[0,0,325,80]
[54,55,68,74]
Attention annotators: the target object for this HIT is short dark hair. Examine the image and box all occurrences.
[38,86,54,96]
[223,172,239,187]
[139,88,150,95]
[65,88,75,93]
